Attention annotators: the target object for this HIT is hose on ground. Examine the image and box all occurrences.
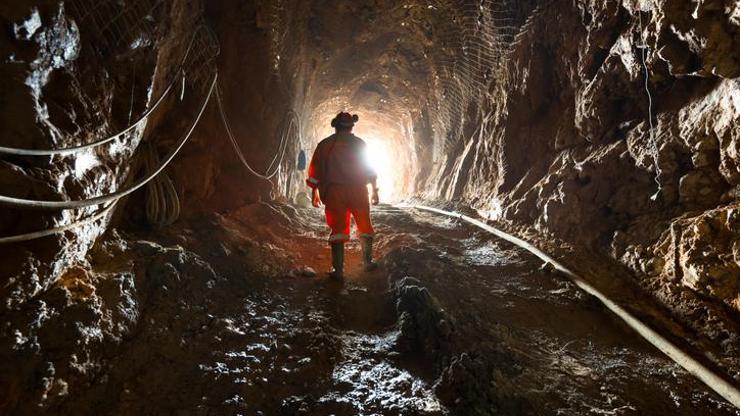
[142,142,181,227]
[413,204,740,410]
[0,73,217,210]
[0,26,207,157]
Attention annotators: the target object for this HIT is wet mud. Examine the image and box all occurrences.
[5,202,739,415]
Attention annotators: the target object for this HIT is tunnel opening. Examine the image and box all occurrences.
[303,104,416,202]
[1,0,740,414]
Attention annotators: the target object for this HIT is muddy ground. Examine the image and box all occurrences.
[4,202,739,415]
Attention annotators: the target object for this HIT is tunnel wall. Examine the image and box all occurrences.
[422,0,740,340]
[0,0,205,310]
[0,0,301,311]
[0,2,300,411]
[257,0,739,335]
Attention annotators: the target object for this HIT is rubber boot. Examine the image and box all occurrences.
[361,235,378,272]
[329,243,344,280]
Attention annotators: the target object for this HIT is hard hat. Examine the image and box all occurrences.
[331,112,359,128]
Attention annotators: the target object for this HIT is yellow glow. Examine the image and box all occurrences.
[364,136,399,202]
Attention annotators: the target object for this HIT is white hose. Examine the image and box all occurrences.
[412,204,740,410]
[0,203,115,244]
[0,26,206,157]
[143,142,181,227]
[0,79,177,156]
[215,83,295,181]
[0,74,217,210]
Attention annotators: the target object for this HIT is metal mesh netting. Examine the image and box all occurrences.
[69,0,219,94]
[424,0,543,154]
[264,0,543,155]
[184,25,220,94]
[69,0,165,59]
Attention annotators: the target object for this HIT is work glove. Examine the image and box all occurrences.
[312,188,322,208]
[371,188,380,206]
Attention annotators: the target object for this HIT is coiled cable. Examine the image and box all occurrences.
[143,141,181,227]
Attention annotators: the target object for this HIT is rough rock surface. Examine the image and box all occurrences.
[1,0,739,412]
[238,0,740,346]
[479,0,740,346]
[0,0,212,311]
[393,275,454,361]
[0,0,295,320]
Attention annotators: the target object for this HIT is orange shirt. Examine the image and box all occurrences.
[306,133,377,190]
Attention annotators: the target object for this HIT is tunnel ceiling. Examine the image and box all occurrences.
[283,0,535,134]
[258,0,539,197]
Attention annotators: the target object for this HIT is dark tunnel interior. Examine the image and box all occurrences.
[0,0,739,414]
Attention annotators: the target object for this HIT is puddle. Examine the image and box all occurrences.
[462,239,523,267]
[320,330,446,415]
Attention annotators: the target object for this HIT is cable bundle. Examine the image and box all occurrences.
[142,142,181,227]
[0,75,217,243]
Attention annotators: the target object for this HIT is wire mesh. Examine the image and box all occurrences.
[425,0,524,153]
[264,0,545,155]
[184,25,220,94]
[68,0,165,59]
[68,0,219,94]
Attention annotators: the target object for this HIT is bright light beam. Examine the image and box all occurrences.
[363,137,398,201]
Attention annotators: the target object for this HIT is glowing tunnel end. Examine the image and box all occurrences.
[354,120,413,203]
[306,106,416,204]
[364,136,397,201]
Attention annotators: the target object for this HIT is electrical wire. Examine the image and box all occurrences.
[0,78,178,157]
[638,9,663,196]
[0,203,116,244]
[214,82,296,181]
[0,74,218,210]
[0,26,207,157]
[268,110,299,175]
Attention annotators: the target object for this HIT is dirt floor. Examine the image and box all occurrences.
[17,202,740,415]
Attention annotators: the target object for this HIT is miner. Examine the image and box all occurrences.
[306,112,380,279]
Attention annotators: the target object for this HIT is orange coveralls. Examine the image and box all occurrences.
[306,133,377,244]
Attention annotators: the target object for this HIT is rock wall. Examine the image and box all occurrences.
[0,0,300,310]
[0,0,180,311]
[0,0,195,410]
[170,0,302,214]
[427,0,739,342]
[0,1,299,412]
[261,0,738,335]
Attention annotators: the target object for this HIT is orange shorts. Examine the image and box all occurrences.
[322,183,374,244]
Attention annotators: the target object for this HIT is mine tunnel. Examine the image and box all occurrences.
[1,0,739,414]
